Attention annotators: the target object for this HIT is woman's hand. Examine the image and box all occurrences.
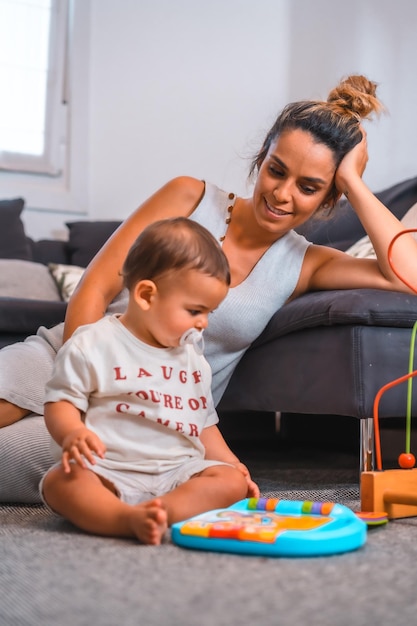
[61,426,106,473]
[335,126,368,196]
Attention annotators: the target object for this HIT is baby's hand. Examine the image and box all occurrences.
[235,462,260,498]
[61,426,106,473]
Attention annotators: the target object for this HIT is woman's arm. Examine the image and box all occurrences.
[300,134,417,295]
[63,176,205,340]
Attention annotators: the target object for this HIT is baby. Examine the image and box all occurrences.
[40,217,259,544]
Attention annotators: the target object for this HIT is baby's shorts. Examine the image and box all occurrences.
[40,457,231,509]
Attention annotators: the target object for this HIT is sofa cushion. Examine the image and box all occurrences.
[66,220,121,267]
[31,238,70,265]
[0,260,61,301]
[345,201,417,259]
[48,263,85,302]
[0,198,33,260]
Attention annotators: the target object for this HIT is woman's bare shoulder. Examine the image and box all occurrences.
[123,176,206,225]
[160,176,205,205]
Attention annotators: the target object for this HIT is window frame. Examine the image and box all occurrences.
[0,0,90,218]
[0,0,69,176]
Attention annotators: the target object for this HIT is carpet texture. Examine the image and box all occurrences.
[1,443,417,626]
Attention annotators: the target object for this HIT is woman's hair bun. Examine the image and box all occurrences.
[327,74,384,120]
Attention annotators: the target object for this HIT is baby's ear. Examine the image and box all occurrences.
[133,280,157,310]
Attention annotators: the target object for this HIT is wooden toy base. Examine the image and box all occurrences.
[361,468,417,519]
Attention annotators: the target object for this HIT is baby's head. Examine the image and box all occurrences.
[121,218,230,350]
[122,217,230,289]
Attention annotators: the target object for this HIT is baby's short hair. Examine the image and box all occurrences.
[122,217,230,290]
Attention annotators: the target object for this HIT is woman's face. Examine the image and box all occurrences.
[252,128,336,235]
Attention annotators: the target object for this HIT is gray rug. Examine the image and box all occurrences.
[1,447,417,626]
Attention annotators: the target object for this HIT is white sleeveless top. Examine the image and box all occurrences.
[190,182,311,405]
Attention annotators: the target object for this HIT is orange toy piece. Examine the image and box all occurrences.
[361,468,417,520]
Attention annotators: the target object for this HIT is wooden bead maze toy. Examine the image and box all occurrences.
[361,229,417,519]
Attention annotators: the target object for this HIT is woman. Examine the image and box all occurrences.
[1,75,417,500]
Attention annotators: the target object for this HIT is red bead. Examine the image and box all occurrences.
[398,452,416,469]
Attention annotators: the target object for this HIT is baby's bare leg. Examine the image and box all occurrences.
[42,464,167,544]
[161,464,248,525]
[0,400,30,428]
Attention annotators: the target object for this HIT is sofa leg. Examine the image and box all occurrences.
[360,418,374,472]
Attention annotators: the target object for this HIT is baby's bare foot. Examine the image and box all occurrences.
[129,498,168,545]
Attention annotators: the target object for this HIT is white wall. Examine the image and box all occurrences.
[87,0,290,220]
[2,0,417,239]
[286,0,417,191]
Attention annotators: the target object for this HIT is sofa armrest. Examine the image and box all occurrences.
[219,289,417,417]
[0,298,67,335]
[252,289,417,347]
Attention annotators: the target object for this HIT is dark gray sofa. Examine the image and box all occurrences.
[2,177,417,471]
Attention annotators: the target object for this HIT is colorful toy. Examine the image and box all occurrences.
[361,229,417,519]
[355,511,388,526]
[171,497,367,557]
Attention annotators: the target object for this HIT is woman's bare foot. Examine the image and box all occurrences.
[128,499,168,545]
[0,400,31,428]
